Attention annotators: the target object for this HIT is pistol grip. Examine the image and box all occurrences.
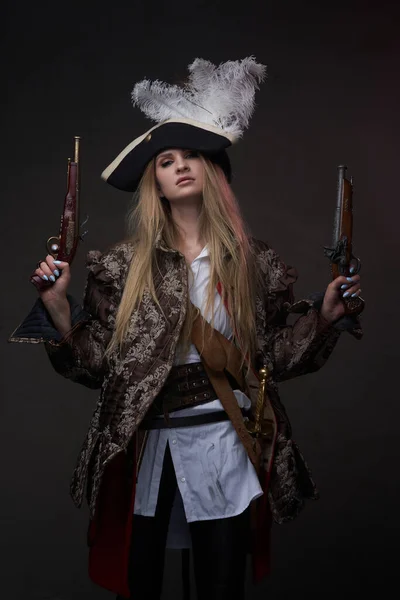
[344,295,365,316]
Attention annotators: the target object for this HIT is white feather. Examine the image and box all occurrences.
[131,56,266,137]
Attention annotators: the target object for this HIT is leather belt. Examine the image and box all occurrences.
[145,361,241,419]
[140,409,246,430]
[160,361,218,411]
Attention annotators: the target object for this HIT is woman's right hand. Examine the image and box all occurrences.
[35,255,71,307]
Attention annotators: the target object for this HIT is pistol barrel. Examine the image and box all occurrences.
[333,165,346,245]
[74,136,81,164]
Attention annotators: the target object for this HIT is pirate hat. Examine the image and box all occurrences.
[101,57,266,192]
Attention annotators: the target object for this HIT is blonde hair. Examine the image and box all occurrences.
[106,155,259,370]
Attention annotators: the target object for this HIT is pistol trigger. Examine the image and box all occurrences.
[350,255,361,274]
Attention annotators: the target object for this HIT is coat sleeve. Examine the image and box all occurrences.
[260,245,362,382]
[43,250,120,389]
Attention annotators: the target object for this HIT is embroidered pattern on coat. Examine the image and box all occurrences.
[45,238,352,521]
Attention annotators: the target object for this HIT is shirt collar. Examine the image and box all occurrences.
[194,245,209,260]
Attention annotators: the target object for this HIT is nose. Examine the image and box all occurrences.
[175,155,190,172]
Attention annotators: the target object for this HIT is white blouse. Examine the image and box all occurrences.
[133,246,263,547]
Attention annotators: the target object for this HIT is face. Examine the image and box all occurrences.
[154,148,204,202]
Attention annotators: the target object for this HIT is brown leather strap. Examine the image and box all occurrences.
[214,329,247,392]
[190,307,261,471]
[190,306,246,391]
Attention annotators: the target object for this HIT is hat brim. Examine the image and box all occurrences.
[101,119,235,192]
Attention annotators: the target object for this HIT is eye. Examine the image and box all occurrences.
[160,160,172,168]
[186,150,199,158]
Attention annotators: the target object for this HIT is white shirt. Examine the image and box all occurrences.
[134,246,263,544]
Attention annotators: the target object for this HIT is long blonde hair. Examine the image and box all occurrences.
[106,155,259,368]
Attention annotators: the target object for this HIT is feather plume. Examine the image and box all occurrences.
[131,56,266,138]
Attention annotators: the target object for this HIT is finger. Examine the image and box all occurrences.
[342,287,362,298]
[340,274,360,284]
[46,255,69,269]
[37,259,57,282]
[336,275,360,291]
[52,260,69,268]
[341,282,361,292]
[45,255,69,280]
[35,265,50,282]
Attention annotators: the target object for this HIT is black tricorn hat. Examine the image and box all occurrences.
[101,118,234,192]
[101,57,266,192]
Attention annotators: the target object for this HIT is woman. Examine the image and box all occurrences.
[12,58,362,600]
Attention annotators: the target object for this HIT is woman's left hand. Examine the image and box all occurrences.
[320,274,362,324]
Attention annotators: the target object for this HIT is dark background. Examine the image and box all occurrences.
[2,1,399,599]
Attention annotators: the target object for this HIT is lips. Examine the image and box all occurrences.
[176,177,194,185]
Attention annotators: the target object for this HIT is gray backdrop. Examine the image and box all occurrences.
[2,1,399,599]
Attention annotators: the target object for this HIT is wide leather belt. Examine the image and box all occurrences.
[142,361,242,426]
[147,361,241,416]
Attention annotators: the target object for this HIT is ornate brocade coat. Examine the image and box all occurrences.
[28,236,361,528]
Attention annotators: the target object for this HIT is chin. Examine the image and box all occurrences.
[169,187,203,201]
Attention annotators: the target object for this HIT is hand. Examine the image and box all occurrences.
[320,274,362,324]
[35,255,71,307]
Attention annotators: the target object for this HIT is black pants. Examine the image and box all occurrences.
[118,443,250,600]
